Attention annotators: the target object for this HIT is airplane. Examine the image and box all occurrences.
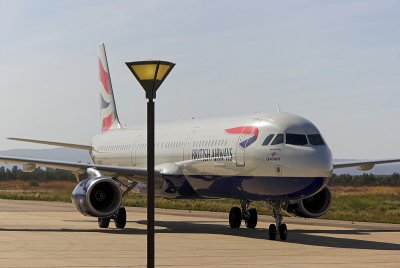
[1,43,400,240]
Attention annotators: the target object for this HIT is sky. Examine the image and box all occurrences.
[0,0,399,159]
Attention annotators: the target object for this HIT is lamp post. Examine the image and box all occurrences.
[125,60,175,268]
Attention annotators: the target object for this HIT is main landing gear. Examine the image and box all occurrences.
[98,207,127,229]
[229,200,258,229]
[228,200,288,240]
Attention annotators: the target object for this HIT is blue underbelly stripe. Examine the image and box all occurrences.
[159,175,330,201]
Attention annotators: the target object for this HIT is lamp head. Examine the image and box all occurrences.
[125,60,175,99]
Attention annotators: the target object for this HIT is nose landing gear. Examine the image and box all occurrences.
[267,201,288,240]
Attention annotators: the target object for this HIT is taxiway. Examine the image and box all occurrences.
[0,199,399,267]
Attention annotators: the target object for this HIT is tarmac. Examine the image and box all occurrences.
[0,199,399,267]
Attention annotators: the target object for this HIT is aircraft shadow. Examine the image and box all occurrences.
[1,219,399,250]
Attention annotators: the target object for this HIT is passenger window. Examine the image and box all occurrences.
[271,134,284,145]
[307,134,325,145]
[262,134,275,146]
[286,133,308,146]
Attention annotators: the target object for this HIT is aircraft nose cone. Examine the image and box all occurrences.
[285,145,333,177]
[313,147,333,176]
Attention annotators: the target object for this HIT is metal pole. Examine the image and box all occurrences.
[147,98,155,268]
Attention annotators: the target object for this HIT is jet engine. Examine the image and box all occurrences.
[71,175,122,218]
[286,187,332,218]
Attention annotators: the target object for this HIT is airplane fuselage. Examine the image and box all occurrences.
[90,112,333,201]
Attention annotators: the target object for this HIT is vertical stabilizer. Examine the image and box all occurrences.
[98,43,121,132]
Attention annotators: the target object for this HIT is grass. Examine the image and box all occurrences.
[0,180,74,202]
[323,186,400,223]
[0,180,400,224]
[0,190,72,202]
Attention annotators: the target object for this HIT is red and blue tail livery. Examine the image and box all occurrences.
[98,43,121,132]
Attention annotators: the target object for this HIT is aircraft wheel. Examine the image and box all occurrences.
[268,224,277,240]
[98,217,110,228]
[244,208,258,228]
[114,207,126,229]
[279,223,288,240]
[229,207,242,228]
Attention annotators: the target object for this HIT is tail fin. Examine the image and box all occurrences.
[98,43,121,132]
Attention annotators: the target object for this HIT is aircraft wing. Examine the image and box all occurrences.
[0,155,156,179]
[333,158,400,171]
[7,137,92,151]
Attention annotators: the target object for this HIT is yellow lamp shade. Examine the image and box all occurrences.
[156,64,172,80]
[130,64,157,80]
[125,60,175,99]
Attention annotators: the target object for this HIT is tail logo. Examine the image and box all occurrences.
[98,43,121,132]
[99,59,114,132]
[99,59,111,95]
[225,126,259,148]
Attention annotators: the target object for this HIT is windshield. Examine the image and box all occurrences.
[262,134,275,146]
[307,134,325,145]
[286,133,308,146]
[271,134,284,145]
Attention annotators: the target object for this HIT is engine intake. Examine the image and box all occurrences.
[286,187,332,218]
[71,176,122,218]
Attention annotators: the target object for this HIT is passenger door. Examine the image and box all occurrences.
[235,133,247,166]
[235,126,258,167]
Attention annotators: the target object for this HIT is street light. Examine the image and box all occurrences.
[125,60,175,268]
[126,61,175,99]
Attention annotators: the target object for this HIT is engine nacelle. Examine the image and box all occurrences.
[71,176,122,218]
[286,187,332,218]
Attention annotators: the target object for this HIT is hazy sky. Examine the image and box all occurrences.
[0,0,399,159]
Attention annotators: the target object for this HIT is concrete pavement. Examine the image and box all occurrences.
[0,199,399,267]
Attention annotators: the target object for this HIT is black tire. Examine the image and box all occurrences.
[268,224,277,240]
[244,208,258,229]
[279,223,288,241]
[229,207,242,228]
[115,207,127,229]
[98,217,110,228]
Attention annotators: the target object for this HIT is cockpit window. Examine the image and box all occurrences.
[307,134,325,145]
[262,134,275,146]
[271,134,284,145]
[286,133,308,146]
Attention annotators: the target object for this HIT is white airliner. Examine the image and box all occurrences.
[1,43,400,240]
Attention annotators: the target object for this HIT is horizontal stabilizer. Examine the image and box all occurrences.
[8,137,92,151]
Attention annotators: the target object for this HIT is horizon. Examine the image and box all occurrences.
[0,147,398,175]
